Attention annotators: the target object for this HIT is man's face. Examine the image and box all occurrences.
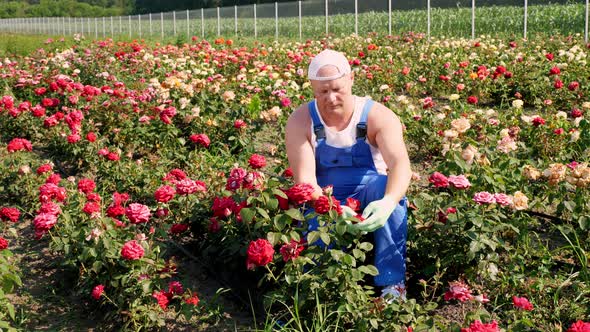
[310,65,354,115]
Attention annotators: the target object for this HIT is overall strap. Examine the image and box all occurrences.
[356,98,374,140]
[308,100,326,141]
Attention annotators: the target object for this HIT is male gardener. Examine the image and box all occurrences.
[285,49,412,298]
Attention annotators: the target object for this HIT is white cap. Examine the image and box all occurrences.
[307,49,351,81]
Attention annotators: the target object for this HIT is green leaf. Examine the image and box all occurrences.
[358,242,374,251]
[267,198,279,211]
[358,265,379,276]
[256,207,270,220]
[273,189,288,199]
[319,232,331,246]
[240,208,255,224]
[273,215,287,231]
[289,231,300,242]
[342,254,356,266]
[267,232,281,246]
[6,302,14,320]
[307,231,320,245]
[285,208,305,221]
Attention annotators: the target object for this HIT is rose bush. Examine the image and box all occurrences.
[0,32,589,330]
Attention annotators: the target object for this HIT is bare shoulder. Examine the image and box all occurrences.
[286,102,312,138]
[367,100,402,129]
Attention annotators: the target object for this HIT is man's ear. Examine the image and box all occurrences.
[350,71,355,83]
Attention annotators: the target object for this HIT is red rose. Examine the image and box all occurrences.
[121,240,144,260]
[568,81,580,91]
[39,183,67,202]
[0,237,8,250]
[283,167,293,177]
[106,152,120,161]
[91,284,104,300]
[86,193,101,202]
[246,238,275,270]
[248,154,267,169]
[189,133,210,148]
[169,223,189,234]
[78,178,96,194]
[0,207,20,223]
[185,294,200,306]
[571,108,584,118]
[567,320,590,332]
[125,203,151,224]
[280,239,305,262]
[159,106,176,124]
[314,195,342,215]
[275,191,290,210]
[86,132,97,142]
[45,173,61,185]
[163,169,187,183]
[233,119,247,129]
[212,196,237,219]
[36,163,53,175]
[466,96,478,104]
[346,197,361,212]
[285,183,315,205]
[106,204,125,218]
[461,320,499,332]
[7,138,32,152]
[168,281,184,295]
[428,172,449,188]
[82,201,101,215]
[532,116,545,127]
[554,79,564,89]
[152,290,171,310]
[512,296,534,311]
[154,185,176,203]
[549,66,561,75]
[67,134,81,144]
[545,53,554,61]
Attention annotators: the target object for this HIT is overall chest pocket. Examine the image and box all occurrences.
[317,146,354,168]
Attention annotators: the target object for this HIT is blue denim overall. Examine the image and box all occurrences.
[309,99,408,287]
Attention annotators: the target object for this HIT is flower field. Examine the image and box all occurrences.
[0,32,590,331]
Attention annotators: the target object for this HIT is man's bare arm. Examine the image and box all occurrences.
[285,104,323,198]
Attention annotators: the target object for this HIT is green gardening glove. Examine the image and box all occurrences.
[348,198,397,232]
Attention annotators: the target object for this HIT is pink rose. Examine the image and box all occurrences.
[512,296,534,311]
[125,203,151,224]
[189,133,210,148]
[33,213,58,232]
[176,179,206,195]
[493,193,513,206]
[473,191,495,204]
[444,280,473,302]
[121,240,144,260]
[448,175,471,189]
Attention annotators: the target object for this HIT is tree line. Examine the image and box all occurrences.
[0,0,298,18]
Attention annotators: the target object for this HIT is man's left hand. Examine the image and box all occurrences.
[349,198,396,232]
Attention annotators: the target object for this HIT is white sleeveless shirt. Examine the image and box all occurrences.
[310,96,388,175]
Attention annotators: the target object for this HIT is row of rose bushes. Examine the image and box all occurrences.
[0,32,589,330]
